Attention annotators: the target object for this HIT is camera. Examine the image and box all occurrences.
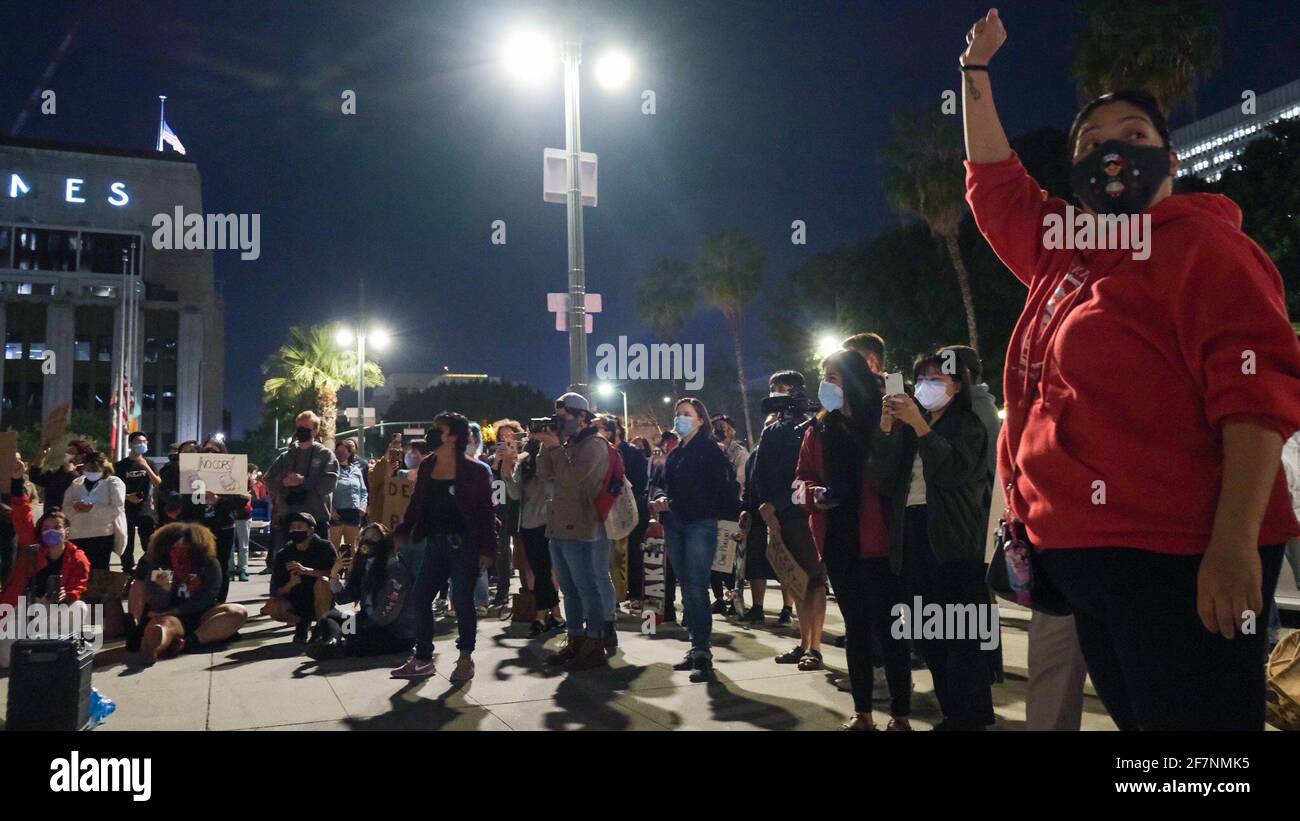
[528,416,560,434]
[761,393,810,417]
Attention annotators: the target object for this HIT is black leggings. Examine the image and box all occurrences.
[78,535,118,571]
[901,506,994,729]
[1041,544,1283,731]
[824,547,912,717]
[520,526,558,610]
[317,610,412,656]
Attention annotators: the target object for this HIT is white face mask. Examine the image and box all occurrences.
[82,470,103,482]
[914,379,953,412]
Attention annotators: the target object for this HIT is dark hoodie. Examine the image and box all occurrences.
[966,152,1300,555]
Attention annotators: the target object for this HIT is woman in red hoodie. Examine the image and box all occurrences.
[960,10,1300,730]
[0,457,92,667]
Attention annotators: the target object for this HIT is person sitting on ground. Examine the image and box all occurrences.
[127,521,248,664]
[0,457,92,667]
[260,512,337,642]
[307,523,417,660]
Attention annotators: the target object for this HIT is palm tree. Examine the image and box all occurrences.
[1073,0,1222,116]
[635,258,699,400]
[696,230,764,445]
[883,107,980,351]
[262,325,383,445]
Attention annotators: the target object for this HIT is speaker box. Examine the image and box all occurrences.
[6,638,94,731]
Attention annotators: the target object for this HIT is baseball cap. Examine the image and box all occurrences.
[556,392,590,413]
[285,512,317,529]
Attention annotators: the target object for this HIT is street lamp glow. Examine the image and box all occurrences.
[814,332,842,361]
[335,327,355,348]
[503,30,555,83]
[662,396,671,403]
[594,51,631,89]
[367,327,390,350]
[596,382,615,398]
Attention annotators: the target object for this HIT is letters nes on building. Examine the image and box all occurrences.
[0,136,224,445]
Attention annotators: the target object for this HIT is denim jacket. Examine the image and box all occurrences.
[332,460,369,512]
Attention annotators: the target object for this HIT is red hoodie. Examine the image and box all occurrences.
[1,488,91,608]
[966,153,1300,555]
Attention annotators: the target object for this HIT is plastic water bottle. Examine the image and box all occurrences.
[87,688,116,729]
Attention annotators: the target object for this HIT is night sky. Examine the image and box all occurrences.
[5,0,1300,434]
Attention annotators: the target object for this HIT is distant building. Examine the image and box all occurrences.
[1173,78,1300,182]
[0,136,224,446]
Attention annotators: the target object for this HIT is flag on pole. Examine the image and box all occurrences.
[159,120,186,155]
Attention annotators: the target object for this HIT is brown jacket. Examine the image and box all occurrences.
[537,426,610,541]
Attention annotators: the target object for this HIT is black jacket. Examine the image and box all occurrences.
[868,393,990,573]
[750,414,811,519]
[659,429,737,524]
[618,441,649,519]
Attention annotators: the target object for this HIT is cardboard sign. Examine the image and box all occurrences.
[40,401,71,449]
[0,431,16,487]
[642,531,666,616]
[766,531,810,603]
[383,476,416,531]
[179,452,248,495]
[712,520,741,573]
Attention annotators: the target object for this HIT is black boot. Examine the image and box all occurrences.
[689,655,713,683]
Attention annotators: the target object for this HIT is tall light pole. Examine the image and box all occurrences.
[336,322,388,459]
[504,29,631,396]
[596,382,628,431]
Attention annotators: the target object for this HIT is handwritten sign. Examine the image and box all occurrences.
[179,452,248,495]
[642,531,666,616]
[0,431,16,486]
[383,476,415,531]
[712,520,741,573]
[766,532,809,603]
[40,401,71,449]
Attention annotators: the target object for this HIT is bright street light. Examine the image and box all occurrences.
[502,30,555,83]
[596,382,615,398]
[335,326,355,348]
[594,51,631,88]
[814,332,842,361]
[368,327,390,350]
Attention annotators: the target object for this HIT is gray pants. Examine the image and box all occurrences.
[1026,611,1088,731]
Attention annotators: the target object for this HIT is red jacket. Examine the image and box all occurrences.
[966,153,1300,554]
[795,423,889,559]
[1,486,91,608]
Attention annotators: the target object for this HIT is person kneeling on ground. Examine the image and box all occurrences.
[261,512,336,642]
[307,523,417,660]
[128,522,248,665]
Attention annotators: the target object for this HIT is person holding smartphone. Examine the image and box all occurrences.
[871,350,992,730]
[796,351,912,730]
[113,431,161,575]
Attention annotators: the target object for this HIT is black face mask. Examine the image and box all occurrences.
[295,426,313,442]
[427,431,443,450]
[1069,139,1171,216]
[288,530,310,543]
[712,428,727,442]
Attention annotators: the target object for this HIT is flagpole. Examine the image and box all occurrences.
[157,95,166,151]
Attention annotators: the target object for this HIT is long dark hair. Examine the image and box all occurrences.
[358,523,396,603]
[433,411,471,452]
[818,349,882,430]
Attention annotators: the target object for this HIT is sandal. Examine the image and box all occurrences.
[841,714,877,731]
[775,645,807,664]
[796,648,823,671]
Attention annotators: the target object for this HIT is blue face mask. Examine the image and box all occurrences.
[132,442,148,456]
[818,381,844,412]
[41,529,64,547]
[673,415,696,438]
[404,452,419,470]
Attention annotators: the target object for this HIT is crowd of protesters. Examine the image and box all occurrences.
[1,9,1299,733]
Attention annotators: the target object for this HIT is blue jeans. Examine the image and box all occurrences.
[411,534,480,660]
[551,536,615,638]
[664,515,717,659]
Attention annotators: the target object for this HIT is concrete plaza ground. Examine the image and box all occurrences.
[0,550,1135,731]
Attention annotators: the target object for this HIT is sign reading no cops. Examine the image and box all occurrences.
[180,452,248,495]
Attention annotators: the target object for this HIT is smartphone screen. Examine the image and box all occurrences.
[884,372,905,397]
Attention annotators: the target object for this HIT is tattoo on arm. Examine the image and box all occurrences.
[965,72,981,101]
